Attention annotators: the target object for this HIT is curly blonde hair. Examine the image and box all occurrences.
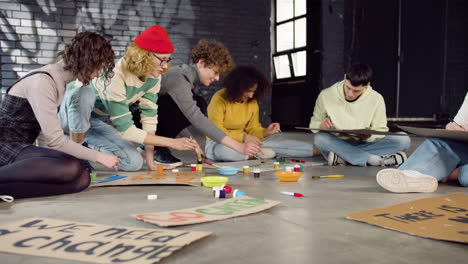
[57,32,115,86]
[124,43,157,79]
[191,39,235,76]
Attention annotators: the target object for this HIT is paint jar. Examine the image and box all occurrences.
[190,164,197,171]
[275,156,282,162]
[220,184,233,194]
[233,189,246,197]
[156,165,164,174]
[89,172,97,181]
[300,160,305,163]
[273,162,280,169]
[172,169,179,173]
[253,169,261,178]
[285,166,293,172]
[213,189,227,199]
[243,165,250,175]
[294,165,301,172]
[197,164,203,172]
[291,159,296,162]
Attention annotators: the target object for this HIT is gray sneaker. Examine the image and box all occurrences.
[376,168,438,193]
[381,152,407,167]
[327,152,347,166]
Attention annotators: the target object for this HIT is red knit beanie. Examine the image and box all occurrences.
[134,25,174,53]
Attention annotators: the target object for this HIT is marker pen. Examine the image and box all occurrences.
[280,191,304,197]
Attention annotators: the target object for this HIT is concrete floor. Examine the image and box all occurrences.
[1,131,467,264]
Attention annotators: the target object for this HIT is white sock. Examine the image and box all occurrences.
[367,154,383,166]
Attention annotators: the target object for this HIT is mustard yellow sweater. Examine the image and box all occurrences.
[207,89,265,142]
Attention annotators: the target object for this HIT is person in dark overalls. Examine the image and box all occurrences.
[0,32,119,199]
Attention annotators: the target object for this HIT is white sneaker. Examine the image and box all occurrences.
[381,152,407,167]
[376,168,438,193]
[254,148,276,159]
[327,152,347,166]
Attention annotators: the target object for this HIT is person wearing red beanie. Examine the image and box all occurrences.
[134,25,174,54]
[59,25,203,172]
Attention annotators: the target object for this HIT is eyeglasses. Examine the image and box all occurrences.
[152,53,172,66]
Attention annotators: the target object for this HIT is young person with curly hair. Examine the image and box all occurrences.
[59,25,202,171]
[153,40,262,165]
[0,32,120,199]
[205,65,315,161]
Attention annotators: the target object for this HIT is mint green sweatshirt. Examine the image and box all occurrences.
[309,80,388,142]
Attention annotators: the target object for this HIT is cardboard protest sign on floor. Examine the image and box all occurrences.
[398,125,468,142]
[134,196,280,227]
[91,171,204,187]
[0,217,211,264]
[347,193,468,243]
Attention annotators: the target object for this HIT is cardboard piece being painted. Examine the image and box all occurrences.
[398,125,468,142]
[347,193,468,244]
[91,171,204,187]
[0,217,211,264]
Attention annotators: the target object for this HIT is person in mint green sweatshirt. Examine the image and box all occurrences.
[59,25,202,171]
[309,63,410,167]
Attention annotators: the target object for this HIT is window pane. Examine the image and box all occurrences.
[273,55,291,79]
[276,0,293,22]
[294,18,306,48]
[292,50,306,77]
[276,22,294,52]
[295,0,306,16]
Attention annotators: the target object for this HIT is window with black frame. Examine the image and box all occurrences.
[273,0,306,80]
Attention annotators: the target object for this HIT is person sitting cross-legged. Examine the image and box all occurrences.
[205,65,315,161]
[377,91,468,192]
[310,63,410,167]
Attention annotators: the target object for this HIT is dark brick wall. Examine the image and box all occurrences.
[442,0,467,116]
[0,0,272,123]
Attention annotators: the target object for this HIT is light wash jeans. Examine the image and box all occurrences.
[313,132,411,166]
[399,138,468,187]
[205,134,314,161]
[59,87,143,171]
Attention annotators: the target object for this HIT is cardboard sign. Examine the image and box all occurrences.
[296,126,408,136]
[134,196,280,227]
[206,159,326,172]
[347,193,468,243]
[399,125,468,142]
[0,217,211,264]
[91,171,204,187]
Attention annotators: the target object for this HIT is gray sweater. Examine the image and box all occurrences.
[160,64,226,142]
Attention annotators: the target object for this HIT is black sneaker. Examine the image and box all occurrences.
[154,147,183,167]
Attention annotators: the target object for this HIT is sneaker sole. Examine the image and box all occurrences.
[376,169,438,193]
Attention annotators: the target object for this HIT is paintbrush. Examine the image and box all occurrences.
[312,174,345,179]
[449,118,465,130]
[203,160,224,168]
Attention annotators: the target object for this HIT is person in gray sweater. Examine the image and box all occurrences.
[143,39,261,165]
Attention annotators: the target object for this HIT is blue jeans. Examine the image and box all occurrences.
[399,138,468,186]
[314,132,411,166]
[59,87,143,171]
[205,134,315,161]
